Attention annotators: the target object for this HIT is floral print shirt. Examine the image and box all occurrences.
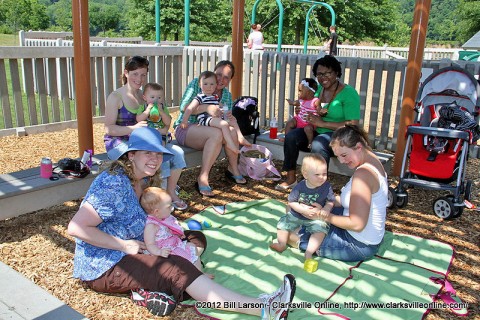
[72,170,146,281]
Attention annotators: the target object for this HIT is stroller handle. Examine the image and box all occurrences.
[407,126,470,140]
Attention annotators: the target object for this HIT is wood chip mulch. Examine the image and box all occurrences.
[0,123,478,319]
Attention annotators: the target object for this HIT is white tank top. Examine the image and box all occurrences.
[249,31,264,50]
[340,162,387,245]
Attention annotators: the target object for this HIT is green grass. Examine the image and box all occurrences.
[0,34,19,46]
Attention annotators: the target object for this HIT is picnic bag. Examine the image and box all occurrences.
[238,144,281,181]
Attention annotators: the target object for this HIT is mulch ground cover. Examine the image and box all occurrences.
[0,123,478,319]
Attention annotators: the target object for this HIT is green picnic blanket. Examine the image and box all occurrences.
[182,199,454,320]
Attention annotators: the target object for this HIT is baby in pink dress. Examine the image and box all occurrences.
[141,187,212,276]
[284,78,321,149]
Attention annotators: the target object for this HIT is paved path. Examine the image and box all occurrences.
[0,262,88,320]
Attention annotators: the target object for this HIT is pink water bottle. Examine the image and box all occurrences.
[40,157,53,179]
[269,117,278,139]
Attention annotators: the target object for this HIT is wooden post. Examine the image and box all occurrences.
[393,0,431,176]
[72,0,94,157]
[231,0,245,100]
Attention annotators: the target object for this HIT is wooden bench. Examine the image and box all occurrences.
[253,132,394,177]
[0,141,223,220]
[0,131,392,220]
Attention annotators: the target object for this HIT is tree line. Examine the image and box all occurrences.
[0,0,477,47]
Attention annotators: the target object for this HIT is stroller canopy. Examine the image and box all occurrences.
[417,66,480,111]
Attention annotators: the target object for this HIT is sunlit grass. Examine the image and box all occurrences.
[0,33,18,46]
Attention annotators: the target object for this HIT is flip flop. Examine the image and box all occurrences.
[275,180,298,191]
[225,170,247,185]
[172,200,188,211]
[195,182,215,197]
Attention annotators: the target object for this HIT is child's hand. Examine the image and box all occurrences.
[159,248,171,258]
[286,98,295,106]
[180,121,188,129]
[318,108,328,117]
[318,209,330,220]
[294,105,301,115]
[134,121,148,128]
[310,203,323,218]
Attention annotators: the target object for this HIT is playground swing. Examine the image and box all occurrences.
[308,16,324,46]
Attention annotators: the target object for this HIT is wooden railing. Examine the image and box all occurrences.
[1,44,479,156]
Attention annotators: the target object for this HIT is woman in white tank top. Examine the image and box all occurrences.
[289,124,388,261]
[247,23,264,50]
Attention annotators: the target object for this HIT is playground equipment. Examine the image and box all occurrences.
[250,0,335,53]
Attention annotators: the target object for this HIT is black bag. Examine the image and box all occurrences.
[53,158,90,179]
[232,96,260,144]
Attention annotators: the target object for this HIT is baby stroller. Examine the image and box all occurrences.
[388,66,480,219]
[232,96,260,143]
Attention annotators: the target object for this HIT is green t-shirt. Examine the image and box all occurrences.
[314,84,360,134]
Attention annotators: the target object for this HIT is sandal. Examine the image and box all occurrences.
[195,182,215,197]
[225,170,247,185]
[172,200,188,211]
[275,180,298,191]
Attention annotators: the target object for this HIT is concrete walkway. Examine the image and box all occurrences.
[0,262,88,320]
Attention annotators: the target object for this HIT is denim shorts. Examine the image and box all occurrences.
[160,143,186,179]
[297,207,382,262]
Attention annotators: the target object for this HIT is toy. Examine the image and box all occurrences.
[187,219,203,230]
[149,103,160,123]
[202,220,212,228]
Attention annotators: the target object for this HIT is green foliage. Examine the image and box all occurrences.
[1,0,477,47]
[48,0,72,31]
[89,2,122,36]
[0,0,49,34]
[455,0,480,43]
[126,0,231,42]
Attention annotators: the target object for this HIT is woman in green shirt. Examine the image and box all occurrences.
[276,55,361,191]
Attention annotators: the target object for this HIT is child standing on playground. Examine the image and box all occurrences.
[270,154,334,261]
[180,71,240,154]
[141,187,213,277]
[283,78,321,149]
[136,83,188,211]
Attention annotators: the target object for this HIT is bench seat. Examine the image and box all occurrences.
[0,131,392,220]
[0,141,223,220]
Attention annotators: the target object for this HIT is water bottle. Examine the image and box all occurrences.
[222,105,229,120]
[149,103,160,123]
[269,117,278,139]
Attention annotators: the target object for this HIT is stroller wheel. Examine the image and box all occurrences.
[395,190,408,208]
[433,196,459,220]
[387,187,397,209]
